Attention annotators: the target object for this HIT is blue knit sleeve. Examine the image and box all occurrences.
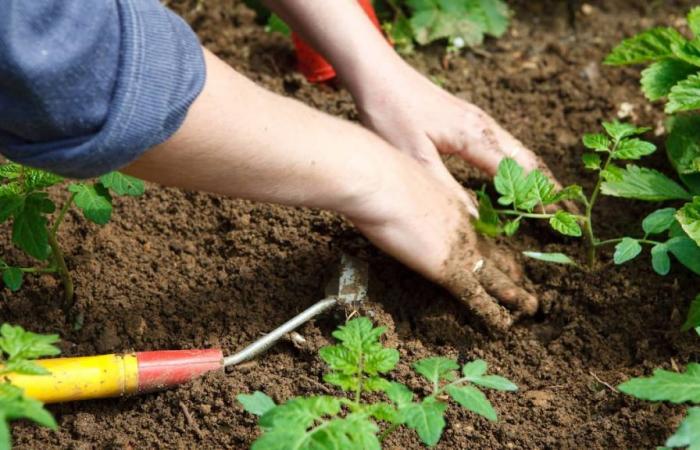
[0,0,206,178]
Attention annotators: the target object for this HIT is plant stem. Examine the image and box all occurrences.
[49,193,77,307]
[495,209,556,220]
[583,145,617,267]
[355,353,364,404]
[51,193,76,236]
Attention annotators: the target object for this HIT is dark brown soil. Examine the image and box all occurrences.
[5,1,699,448]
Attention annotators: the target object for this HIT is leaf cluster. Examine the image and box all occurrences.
[0,324,61,450]
[238,317,517,449]
[619,363,700,449]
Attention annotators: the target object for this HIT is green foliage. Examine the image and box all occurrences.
[0,323,61,450]
[521,251,577,266]
[239,317,517,448]
[0,163,144,299]
[682,294,700,332]
[666,407,700,450]
[605,27,686,65]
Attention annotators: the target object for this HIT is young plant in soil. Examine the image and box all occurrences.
[0,163,145,306]
[0,323,61,450]
[618,360,700,450]
[476,120,700,278]
[237,317,517,448]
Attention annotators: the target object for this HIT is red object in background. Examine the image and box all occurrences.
[292,0,384,83]
[136,349,224,393]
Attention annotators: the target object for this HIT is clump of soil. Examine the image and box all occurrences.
[5,1,699,448]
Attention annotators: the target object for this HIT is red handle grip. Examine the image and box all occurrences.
[136,349,224,393]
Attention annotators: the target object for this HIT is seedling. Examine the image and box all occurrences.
[477,121,700,279]
[618,361,700,449]
[0,163,144,305]
[0,323,61,450]
[237,317,516,448]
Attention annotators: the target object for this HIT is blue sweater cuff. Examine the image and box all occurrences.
[2,1,205,179]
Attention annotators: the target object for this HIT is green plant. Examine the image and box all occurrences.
[0,323,61,450]
[477,121,699,275]
[0,163,144,305]
[237,317,516,448]
[618,362,700,449]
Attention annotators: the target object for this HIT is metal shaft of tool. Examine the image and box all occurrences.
[223,297,338,367]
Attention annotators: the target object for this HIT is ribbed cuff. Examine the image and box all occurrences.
[3,0,205,178]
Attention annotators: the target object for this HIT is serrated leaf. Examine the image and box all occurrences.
[407,0,486,47]
[582,133,611,151]
[651,243,671,276]
[0,324,60,361]
[643,208,678,234]
[618,363,700,403]
[467,0,510,37]
[22,168,62,191]
[641,59,698,101]
[672,39,700,67]
[2,359,49,376]
[413,357,459,384]
[666,236,700,275]
[399,397,447,446]
[666,114,700,175]
[503,219,520,236]
[602,121,651,141]
[385,382,414,407]
[666,407,700,450]
[0,195,22,223]
[677,197,700,246]
[523,251,577,265]
[238,391,276,416]
[614,238,642,264]
[494,158,532,209]
[682,294,700,332]
[523,170,556,207]
[605,27,687,65]
[2,268,22,292]
[689,7,700,37]
[99,172,145,196]
[550,185,584,203]
[461,360,517,391]
[461,359,488,377]
[259,396,341,430]
[0,164,22,180]
[12,200,50,260]
[667,73,700,113]
[445,384,497,421]
[549,211,582,237]
[0,382,57,446]
[613,138,656,160]
[365,348,400,374]
[68,183,113,225]
[582,153,602,170]
[601,165,691,201]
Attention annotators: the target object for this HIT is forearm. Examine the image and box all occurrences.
[124,48,408,217]
[264,0,404,95]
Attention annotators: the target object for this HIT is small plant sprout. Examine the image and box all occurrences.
[0,323,62,449]
[0,163,145,305]
[237,317,517,449]
[476,120,700,277]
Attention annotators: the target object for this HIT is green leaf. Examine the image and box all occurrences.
[613,138,656,160]
[601,165,691,201]
[667,73,700,113]
[98,172,145,196]
[503,219,520,237]
[666,114,700,175]
[666,236,700,275]
[2,359,50,376]
[467,0,510,37]
[259,396,341,430]
[265,13,290,36]
[413,357,459,384]
[68,183,113,225]
[0,324,60,362]
[582,133,611,152]
[383,16,415,54]
[474,188,501,237]
[385,382,414,408]
[682,294,700,332]
[238,391,276,416]
[614,238,642,264]
[666,407,700,450]
[523,170,556,207]
[689,7,700,37]
[399,397,447,446]
[522,251,577,265]
[461,359,487,377]
[2,268,22,292]
[494,158,532,209]
[0,164,22,180]
[12,199,50,260]
[445,384,497,421]
[0,195,22,223]
[618,363,700,403]
[641,59,698,101]
[0,383,57,439]
[677,197,700,246]
[550,185,584,203]
[407,0,486,47]
[365,348,400,375]
[582,153,602,170]
[643,208,678,234]
[605,27,687,65]
[461,359,518,391]
[602,121,650,141]
[651,243,671,276]
[22,168,62,191]
[672,39,700,67]
[549,211,582,237]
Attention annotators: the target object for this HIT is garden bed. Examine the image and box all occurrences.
[6,0,698,448]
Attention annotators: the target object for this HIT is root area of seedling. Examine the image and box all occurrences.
[4,1,697,449]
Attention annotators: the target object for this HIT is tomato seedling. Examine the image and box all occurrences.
[238,317,516,448]
[0,164,145,305]
[0,323,61,450]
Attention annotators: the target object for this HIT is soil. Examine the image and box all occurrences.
[5,0,700,448]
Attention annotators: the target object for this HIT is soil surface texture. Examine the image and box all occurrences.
[6,0,699,448]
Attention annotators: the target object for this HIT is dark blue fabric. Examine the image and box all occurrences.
[0,0,206,178]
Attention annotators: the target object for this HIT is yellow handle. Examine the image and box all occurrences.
[4,354,139,404]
